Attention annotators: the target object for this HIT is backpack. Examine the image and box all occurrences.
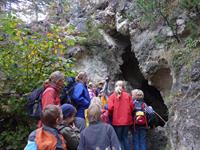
[60,77,76,105]
[133,100,148,128]
[27,87,44,119]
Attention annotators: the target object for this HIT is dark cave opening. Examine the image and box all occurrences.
[110,33,169,127]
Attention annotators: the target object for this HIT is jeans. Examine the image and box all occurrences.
[113,126,130,150]
[133,127,147,150]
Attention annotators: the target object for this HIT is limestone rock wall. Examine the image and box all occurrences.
[67,0,200,149]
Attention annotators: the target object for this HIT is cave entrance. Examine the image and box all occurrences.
[118,37,169,127]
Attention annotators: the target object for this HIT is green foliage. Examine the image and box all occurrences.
[0,13,77,149]
[185,20,200,39]
[0,97,34,149]
[0,14,75,93]
[180,0,200,12]
[135,0,180,43]
[172,37,200,76]
[80,20,102,46]
[136,0,171,24]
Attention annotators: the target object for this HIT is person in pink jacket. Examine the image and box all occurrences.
[108,80,134,150]
[38,71,65,127]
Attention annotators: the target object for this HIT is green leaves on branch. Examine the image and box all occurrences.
[0,13,78,150]
[172,37,200,75]
[180,0,200,12]
[0,14,76,93]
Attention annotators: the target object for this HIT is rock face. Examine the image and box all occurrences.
[167,59,200,150]
[67,0,200,149]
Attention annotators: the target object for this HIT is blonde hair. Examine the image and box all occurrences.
[131,89,139,99]
[90,97,101,108]
[88,82,93,88]
[136,90,144,100]
[87,98,101,123]
[75,71,87,82]
[49,71,64,84]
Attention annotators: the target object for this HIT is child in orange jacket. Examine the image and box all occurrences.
[25,105,66,150]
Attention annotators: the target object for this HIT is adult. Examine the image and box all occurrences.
[95,81,104,97]
[38,71,64,127]
[108,80,134,150]
[72,72,90,131]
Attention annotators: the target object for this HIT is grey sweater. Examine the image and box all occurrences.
[78,122,121,150]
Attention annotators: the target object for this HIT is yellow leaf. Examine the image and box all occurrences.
[58,44,64,49]
[54,49,57,54]
[58,39,61,43]
[16,31,21,36]
[47,33,53,37]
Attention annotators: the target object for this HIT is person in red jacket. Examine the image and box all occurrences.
[38,71,65,127]
[108,80,134,150]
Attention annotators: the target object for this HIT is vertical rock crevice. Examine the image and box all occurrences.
[117,34,169,127]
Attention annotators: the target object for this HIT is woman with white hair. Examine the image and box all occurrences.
[42,71,65,108]
[108,80,134,150]
[38,71,65,127]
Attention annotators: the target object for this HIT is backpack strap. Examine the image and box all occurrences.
[58,124,66,132]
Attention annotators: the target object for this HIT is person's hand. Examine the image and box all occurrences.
[105,76,110,82]
[147,106,154,114]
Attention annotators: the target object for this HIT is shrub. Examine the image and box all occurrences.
[0,13,76,149]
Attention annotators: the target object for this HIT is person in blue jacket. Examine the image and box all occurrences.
[72,72,90,132]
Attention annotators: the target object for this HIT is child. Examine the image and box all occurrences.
[24,105,66,150]
[90,97,110,124]
[131,89,154,150]
[88,82,95,100]
[78,100,121,150]
[57,104,80,150]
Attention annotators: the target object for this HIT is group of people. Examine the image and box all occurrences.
[25,70,155,150]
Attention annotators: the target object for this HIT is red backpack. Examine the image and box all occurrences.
[133,100,148,129]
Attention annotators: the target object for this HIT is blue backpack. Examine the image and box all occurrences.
[60,77,76,105]
[27,87,44,119]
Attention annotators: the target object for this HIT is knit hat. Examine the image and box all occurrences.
[61,104,76,119]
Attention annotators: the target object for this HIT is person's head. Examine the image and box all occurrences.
[97,81,104,88]
[49,71,65,89]
[90,97,101,108]
[115,80,125,89]
[88,82,93,89]
[131,89,139,100]
[76,71,88,84]
[87,102,101,123]
[136,90,144,100]
[114,80,125,97]
[41,105,62,128]
[61,104,77,125]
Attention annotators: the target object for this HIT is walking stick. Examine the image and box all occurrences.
[153,111,167,124]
